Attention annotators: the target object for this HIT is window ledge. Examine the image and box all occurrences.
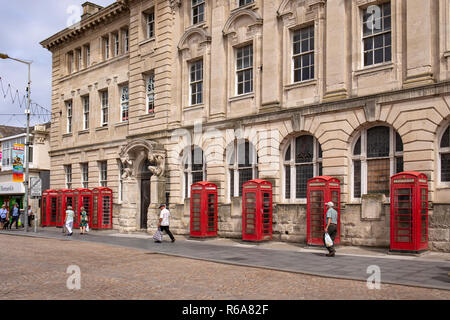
[354,62,394,77]
[231,3,257,14]
[139,38,156,46]
[444,51,450,58]
[95,126,109,132]
[138,113,156,121]
[184,104,204,111]
[284,79,317,91]
[78,129,90,135]
[187,22,207,30]
[229,93,254,103]
[62,133,73,138]
[436,184,450,189]
[115,121,129,128]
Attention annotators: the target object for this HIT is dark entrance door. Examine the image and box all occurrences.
[140,159,152,230]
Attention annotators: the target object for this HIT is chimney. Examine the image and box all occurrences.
[81,2,103,20]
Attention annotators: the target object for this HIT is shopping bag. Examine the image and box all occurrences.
[324,233,333,248]
[86,224,90,232]
[18,218,22,227]
[153,228,163,242]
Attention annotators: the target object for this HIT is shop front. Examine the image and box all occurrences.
[0,182,25,213]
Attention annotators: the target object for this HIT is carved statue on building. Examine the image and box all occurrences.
[120,154,134,179]
[148,154,165,177]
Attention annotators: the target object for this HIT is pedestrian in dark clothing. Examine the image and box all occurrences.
[0,204,8,230]
[323,201,338,257]
[9,203,20,229]
[157,204,175,243]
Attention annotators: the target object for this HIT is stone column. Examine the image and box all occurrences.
[119,178,138,233]
[147,175,166,232]
[323,0,349,101]
[404,0,436,87]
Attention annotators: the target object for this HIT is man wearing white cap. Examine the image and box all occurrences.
[323,201,338,257]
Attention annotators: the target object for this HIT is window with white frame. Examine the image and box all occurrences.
[66,100,72,133]
[146,74,155,114]
[101,90,109,126]
[192,0,205,25]
[362,2,391,67]
[146,10,155,39]
[120,85,129,122]
[123,29,129,53]
[284,135,322,200]
[236,44,253,95]
[103,36,110,60]
[228,140,258,198]
[352,126,403,198]
[99,161,107,187]
[183,146,205,199]
[82,96,89,130]
[440,125,450,183]
[67,51,74,74]
[81,163,89,188]
[190,60,203,106]
[65,165,72,189]
[76,48,82,71]
[84,44,91,67]
[1,137,25,167]
[1,141,11,166]
[113,33,120,57]
[293,26,314,83]
[239,0,254,7]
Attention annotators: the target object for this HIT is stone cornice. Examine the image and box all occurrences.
[40,2,128,51]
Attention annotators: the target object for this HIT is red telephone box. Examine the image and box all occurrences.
[390,172,428,253]
[242,179,273,242]
[307,176,341,246]
[41,189,59,227]
[190,182,218,238]
[73,188,93,229]
[57,189,75,227]
[92,187,113,229]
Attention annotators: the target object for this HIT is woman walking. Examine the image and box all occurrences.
[65,206,74,237]
[79,207,88,235]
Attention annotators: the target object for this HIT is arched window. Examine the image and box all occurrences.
[284,135,322,200]
[228,140,258,198]
[440,125,450,183]
[352,126,403,198]
[183,146,205,199]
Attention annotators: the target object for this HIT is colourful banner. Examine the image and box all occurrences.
[12,144,24,182]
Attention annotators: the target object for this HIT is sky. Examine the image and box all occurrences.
[0,0,115,128]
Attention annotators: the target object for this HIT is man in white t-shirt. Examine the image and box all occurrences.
[158,204,175,243]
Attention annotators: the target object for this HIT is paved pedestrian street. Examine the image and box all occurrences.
[0,232,449,300]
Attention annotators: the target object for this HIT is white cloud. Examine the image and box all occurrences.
[0,0,115,127]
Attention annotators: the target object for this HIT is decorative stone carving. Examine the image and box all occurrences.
[277,0,325,26]
[120,154,134,179]
[119,138,166,179]
[178,27,211,51]
[169,0,182,12]
[147,154,165,177]
[223,9,263,37]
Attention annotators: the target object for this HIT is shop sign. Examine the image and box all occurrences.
[0,182,25,195]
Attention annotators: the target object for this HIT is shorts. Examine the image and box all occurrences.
[0,217,6,223]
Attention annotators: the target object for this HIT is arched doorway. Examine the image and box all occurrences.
[140,159,152,230]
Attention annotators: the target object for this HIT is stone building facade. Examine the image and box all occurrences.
[41,0,450,251]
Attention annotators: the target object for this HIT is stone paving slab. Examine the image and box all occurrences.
[1,228,449,291]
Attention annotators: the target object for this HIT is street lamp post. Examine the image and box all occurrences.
[0,53,33,233]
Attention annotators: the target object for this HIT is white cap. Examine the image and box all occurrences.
[326,202,334,207]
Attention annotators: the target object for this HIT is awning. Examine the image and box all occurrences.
[0,182,25,195]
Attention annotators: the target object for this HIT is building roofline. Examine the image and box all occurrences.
[40,1,128,51]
